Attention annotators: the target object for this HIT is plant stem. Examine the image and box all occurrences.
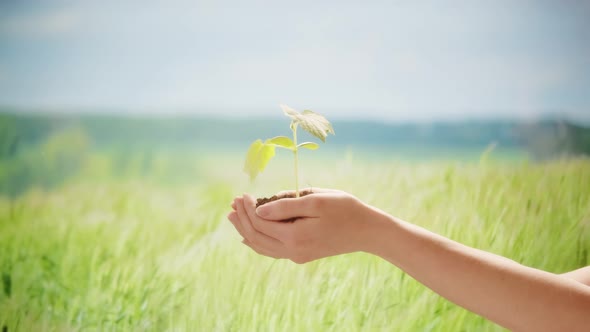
[292,123,300,198]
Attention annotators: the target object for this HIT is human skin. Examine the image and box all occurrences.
[227,189,590,332]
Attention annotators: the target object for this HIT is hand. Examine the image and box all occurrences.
[227,188,383,264]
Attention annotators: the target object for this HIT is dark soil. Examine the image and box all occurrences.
[256,190,313,222]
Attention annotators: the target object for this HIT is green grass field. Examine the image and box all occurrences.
[1,154,589,331]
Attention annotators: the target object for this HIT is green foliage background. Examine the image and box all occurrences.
[0,113,589,331]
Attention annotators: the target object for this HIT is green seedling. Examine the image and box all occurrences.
[244,104,335,198]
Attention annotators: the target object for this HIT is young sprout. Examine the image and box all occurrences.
[244,104,335,198]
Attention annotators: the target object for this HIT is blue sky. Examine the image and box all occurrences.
[0,0,589,122]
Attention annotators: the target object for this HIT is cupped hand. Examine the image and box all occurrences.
[227,188,383,264]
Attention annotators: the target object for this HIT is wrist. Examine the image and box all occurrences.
[356,203,401,256]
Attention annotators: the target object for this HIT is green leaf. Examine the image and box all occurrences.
[266,136,295,150]
[243,139,276,180]
[300,110,335,142]
[297,142,319,150]
[244,139,263,179]
[280,104,299,120]
[279,104,335,142]
[2,272,10,297]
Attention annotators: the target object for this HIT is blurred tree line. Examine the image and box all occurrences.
[0,111,589,196]
[518,120,590,160]
[0,124,90,196]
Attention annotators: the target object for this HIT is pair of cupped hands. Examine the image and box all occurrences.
[227,188,385,264]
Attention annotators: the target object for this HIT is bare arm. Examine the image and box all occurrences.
[562,266,590,287]
[366,210,590,332]
[228,190,590,332]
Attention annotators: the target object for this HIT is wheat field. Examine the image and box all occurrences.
[1,154,589,331]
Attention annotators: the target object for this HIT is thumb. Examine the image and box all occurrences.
[255,195,319,220]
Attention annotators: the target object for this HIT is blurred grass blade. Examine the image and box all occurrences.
[2,272,11,297]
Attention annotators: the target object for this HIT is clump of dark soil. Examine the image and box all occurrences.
[256,190,313,222]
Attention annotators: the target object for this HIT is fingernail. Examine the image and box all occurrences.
[256,206,269,217]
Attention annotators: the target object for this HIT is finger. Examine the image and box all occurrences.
[231,200,236,210]
[255,193,323,220]
[243,193,292,240]
[235,196,283,249]
[242,239,284,259]
[227,210,246,238]
[230,198,245,235]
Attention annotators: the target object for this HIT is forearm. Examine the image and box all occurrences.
[562,266,590,286]
[362,207,590,331]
